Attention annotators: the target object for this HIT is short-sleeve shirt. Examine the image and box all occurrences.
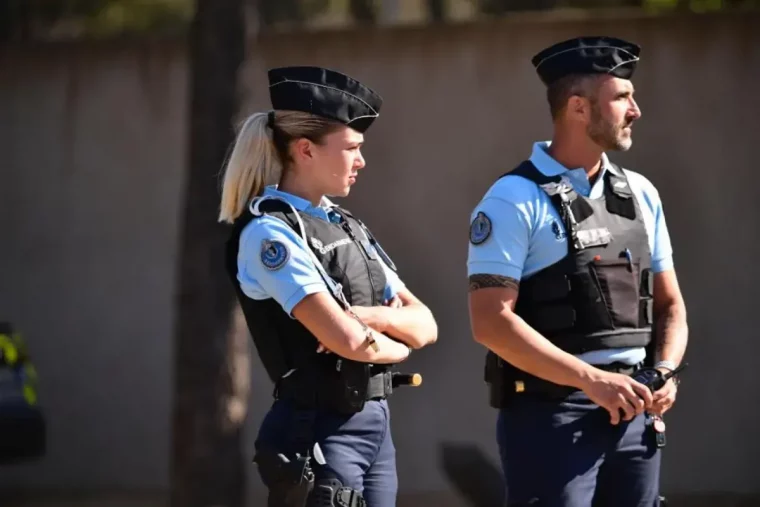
[237,186,405,316]
[467,141,674,366]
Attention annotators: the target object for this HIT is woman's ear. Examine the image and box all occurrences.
[292,137,314,164]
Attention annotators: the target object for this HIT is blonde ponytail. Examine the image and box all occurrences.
[218,110,345,223]
[218,112,282,223]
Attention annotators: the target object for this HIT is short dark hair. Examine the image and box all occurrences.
[546,73,601,119]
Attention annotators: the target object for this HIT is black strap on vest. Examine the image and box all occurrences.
[603,163,636,219]
[507,161,594,253]
[339,209,398,273]
[256,197,299,225]
[507,160,637,247]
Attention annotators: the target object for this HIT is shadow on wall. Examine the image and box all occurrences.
[439,442,505,507]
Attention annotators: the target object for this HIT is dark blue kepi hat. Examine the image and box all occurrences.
[531,36,641,86]
[268,66,383,133]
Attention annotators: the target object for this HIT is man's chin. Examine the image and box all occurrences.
[604,136,633,152]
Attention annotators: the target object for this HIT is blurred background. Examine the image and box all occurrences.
[1,1,759,506]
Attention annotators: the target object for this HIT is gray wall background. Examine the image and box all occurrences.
[1,11,759,505]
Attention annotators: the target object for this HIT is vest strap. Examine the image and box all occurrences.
[340,209,398,272]
[251,196,352,310]
[604,164,636,220]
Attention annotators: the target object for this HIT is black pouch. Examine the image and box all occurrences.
[484,351,521,408]
[518,273,575,334]
[589,258,640,329]
[485,351,505,408]
[572,270,615,332]
[328,360,370,414]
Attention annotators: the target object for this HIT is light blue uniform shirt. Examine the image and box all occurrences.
[238,186,405,316]
[467,141,674,365]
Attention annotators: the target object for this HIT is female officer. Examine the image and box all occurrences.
[219,66,438,507]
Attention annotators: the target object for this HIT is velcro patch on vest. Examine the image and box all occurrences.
[260,239,289,270]
[575,227,612,249]
[310,237,353,255]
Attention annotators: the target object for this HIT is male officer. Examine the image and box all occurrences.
[467,37,689,506]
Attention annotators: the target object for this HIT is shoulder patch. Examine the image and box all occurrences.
[260,239,290,270]
[469,211,492,245]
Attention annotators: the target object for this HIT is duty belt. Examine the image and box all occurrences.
[365,370,394,399]
[275,370,394,407]
[508,362,642,400]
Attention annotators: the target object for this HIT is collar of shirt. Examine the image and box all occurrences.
[528,141,620,199]
[261,185,341,223]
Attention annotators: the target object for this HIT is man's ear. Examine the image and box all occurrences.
[567,95,590,122]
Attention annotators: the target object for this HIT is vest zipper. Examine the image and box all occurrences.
[340,220,377,306]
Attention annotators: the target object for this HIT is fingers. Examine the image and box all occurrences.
[386,296,402,308]
[629,389,646,415]
[628,378,654,408]
[650,401,668,416]
[617,393,636,421]
[607,404,621,425]
[651,392,676,416]
[653,380,675,402]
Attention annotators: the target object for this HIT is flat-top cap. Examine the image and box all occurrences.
[531,36,641,86]
[268,66,383,133]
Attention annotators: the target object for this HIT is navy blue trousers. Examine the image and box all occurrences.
[497,391,661,507]
[256,398,397,507]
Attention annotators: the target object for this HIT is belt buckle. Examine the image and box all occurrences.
[384,372,393,396]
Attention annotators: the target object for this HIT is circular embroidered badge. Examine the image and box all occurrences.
[260,239,289,270]
[469,211,492,245]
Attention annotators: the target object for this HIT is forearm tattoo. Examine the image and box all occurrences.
[655,305,688,359]
[468,274,520,292]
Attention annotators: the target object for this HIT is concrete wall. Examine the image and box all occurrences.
[0,41,188,491]
[1,11,759,505]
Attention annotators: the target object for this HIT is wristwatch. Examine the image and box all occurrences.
[654,360,677,372]
[654,360,680,386]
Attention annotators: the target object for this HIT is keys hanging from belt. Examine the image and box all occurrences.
[648,414,667,448]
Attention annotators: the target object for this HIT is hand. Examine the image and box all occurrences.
[350,296,402,332]
[650,373,678,416]
[349,305,391,333]
[580,369,654,425]
[385,295,402,309]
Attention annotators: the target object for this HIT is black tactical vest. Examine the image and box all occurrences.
[225,198,394,414]
[485,161,654,405]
